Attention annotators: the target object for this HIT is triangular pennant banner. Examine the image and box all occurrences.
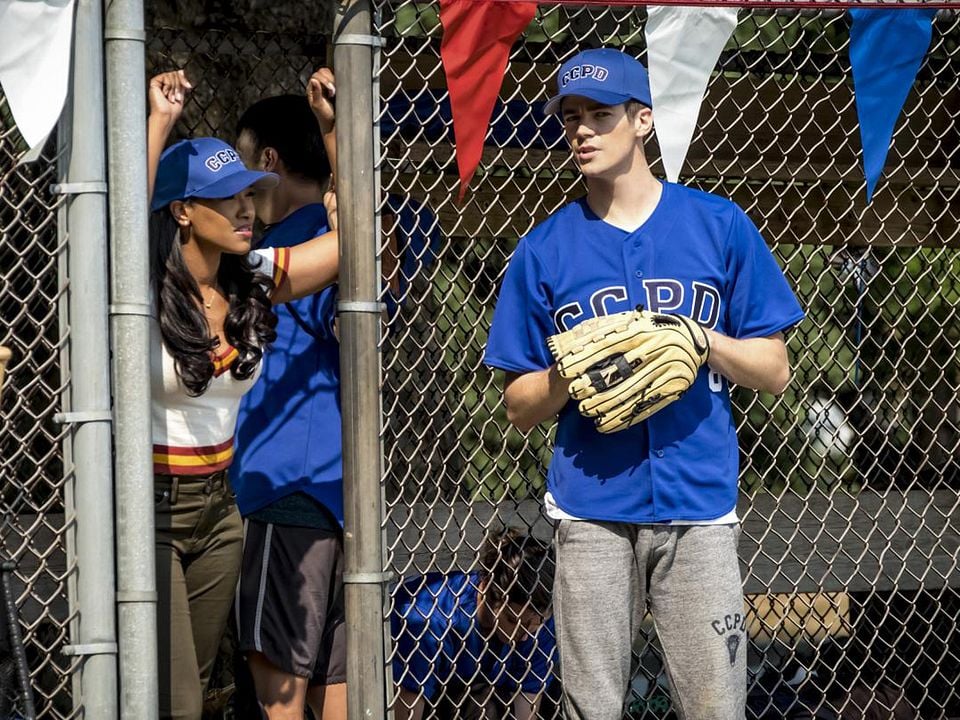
[0,0,76,162]
[849,7,937,203]
[646,5,738,183]
[439,0,537,201]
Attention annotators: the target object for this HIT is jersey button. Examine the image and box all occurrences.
[635,270,644,278]
[655,449,665,458]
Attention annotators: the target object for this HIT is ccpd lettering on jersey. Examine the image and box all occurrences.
[551,280,721,332]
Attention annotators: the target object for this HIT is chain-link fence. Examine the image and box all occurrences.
[0,92,75,718]
[375,4,960,719]
[3,2,959,717]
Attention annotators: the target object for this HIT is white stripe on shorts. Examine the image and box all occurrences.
[253,522,274,652]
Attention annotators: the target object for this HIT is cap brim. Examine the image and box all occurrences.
[191,170,280,200]
[543,89,633,116]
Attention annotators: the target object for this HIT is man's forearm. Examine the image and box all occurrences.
[147,114,175,202]
[513,691,541,720]
[394,688,424,720]
[503,366,571,433]
[704,330,790,394]
[322,126,337,187]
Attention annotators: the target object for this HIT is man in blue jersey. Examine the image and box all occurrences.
[231,68,440,720]
[484,49,805,720]
[231,68,347,720]
[392,528,557,720]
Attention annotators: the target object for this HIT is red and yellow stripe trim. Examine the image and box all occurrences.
[272,246,291,290]
[212,344,239,377]
[153,437,234,475]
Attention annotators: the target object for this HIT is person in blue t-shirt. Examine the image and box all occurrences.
[484,49,805,720]
[230,68,441,720]
[230,68,348,720]
[391,528,557,720]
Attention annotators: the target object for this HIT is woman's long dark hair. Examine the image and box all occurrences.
[149,207,277,396]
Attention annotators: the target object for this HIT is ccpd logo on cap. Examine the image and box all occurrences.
[560,63,609,88]
[151,137,278,211]
[544,48,652,116]
[204,148,240,173]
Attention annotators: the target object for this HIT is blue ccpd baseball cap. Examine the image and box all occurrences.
[151,137,279,212]
[544,48,652,116]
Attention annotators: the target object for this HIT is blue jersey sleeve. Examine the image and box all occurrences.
[283,283,338,342]
[725,209,805,339]
[390,599,441,698]
[260,205,337,341]
[313,285,339,340]
[506,616,556,694]
[484,239,555,373]
[385,194,442,297]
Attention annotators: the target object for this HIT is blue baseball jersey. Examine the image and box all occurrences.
[485,182,804,523]
[232,203,344,522]
[384,194,443,296]
[391,572,556,698]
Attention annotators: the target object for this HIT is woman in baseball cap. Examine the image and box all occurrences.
[146,70,340,719]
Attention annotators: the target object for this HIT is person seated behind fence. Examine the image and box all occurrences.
[146,69,339,720]
[812,639,917,720]
[835,685,916,720]
[391,527,557,720]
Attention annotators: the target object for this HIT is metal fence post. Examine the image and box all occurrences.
[103,0,158,718]
[334,0,388,716]
[57,0,118,717]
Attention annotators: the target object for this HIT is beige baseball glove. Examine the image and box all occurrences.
[547,308,710,433]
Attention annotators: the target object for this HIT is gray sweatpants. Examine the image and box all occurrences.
[554,520,747,720]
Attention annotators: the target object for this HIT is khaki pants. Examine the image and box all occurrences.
[155,471,243,720]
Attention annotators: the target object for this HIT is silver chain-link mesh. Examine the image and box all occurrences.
[0,91,76,718]
[376,4,960,718]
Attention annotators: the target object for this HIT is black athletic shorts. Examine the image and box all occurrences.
[235,518,347,684]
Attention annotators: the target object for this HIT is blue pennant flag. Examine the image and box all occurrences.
[849,8,937,203]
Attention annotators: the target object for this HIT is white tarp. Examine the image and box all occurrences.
[0,0,76,162]
[646,6,738,183]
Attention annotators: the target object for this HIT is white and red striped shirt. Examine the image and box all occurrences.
[151,246,290,475]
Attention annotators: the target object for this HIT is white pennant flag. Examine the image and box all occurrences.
[646,5,738,182]
[0,0,76,162]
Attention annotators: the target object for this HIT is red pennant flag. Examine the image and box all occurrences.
[440,0,538,201]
